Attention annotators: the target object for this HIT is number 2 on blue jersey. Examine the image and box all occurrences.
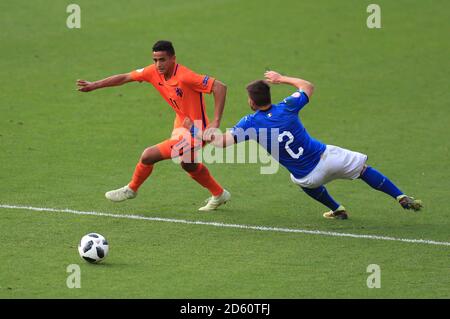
[278,131,304,159]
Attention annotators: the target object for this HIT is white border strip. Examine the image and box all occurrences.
[1,204,449,247]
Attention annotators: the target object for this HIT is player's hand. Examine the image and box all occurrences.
[203,119,221,142]
[77,79,97,92]
[181,117,204,144]
[264,71,283,84]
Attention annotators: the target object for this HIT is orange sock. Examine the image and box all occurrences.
[188,164,223,196]
[128,162,154,192]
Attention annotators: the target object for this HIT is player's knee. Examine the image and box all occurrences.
[140,147,161,165]
[359,164,368,177]
[180,161,199,172]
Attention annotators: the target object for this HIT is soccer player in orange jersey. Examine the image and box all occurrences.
[77,40,230,211]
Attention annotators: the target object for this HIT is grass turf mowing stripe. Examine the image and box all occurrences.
[1,204,449,247]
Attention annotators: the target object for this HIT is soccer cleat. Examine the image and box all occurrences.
[198,189,231,211]
[398,195,422,211]
[323,209,349,220]
[105,185,137,202]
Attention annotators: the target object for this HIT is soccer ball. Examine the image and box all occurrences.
[78,233,109,263]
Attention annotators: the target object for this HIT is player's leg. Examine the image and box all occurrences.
[180,162,224,197]
[290,147,349,219]
[180,154,230,211]
[321,144,422,211]
[105,145,165,202]
[301,186,348,220]
[291,156,348,219]
[128,146,164,191]
[358,165,422,211]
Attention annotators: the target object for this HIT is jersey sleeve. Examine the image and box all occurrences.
[130,65,154,83]
[281,90,310,113]
[229,115,255,143]
[182,69,215,94]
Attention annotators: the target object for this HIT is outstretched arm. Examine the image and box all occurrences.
[77,73,135,92]
[210,131,235,148]
[182,117,234,148]
[264,71,314,98]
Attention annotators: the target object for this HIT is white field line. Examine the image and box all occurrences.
[1,204,449,247]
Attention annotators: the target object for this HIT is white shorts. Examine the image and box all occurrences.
[290,145,368,189]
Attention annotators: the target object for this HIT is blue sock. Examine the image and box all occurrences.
[359,166,403,199]
[302,186,341,211]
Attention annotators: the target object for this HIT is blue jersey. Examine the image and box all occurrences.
[230,90,326,179]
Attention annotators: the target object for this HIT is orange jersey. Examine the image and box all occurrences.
[130,63,215,129]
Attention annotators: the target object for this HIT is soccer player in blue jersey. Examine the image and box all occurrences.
[203,70,422,219]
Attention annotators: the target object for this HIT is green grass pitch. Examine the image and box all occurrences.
[0,0,449,298]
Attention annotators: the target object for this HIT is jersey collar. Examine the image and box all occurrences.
[163,63,179,86]
[257,104,273,113]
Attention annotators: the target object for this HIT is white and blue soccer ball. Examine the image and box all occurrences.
[78,233,109,263]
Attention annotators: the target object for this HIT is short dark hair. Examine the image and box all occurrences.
[152,40,175,56]
[246,80,271,107]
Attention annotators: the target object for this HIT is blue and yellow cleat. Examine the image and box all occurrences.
[323,209,349,220]
[398,195,423,211]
